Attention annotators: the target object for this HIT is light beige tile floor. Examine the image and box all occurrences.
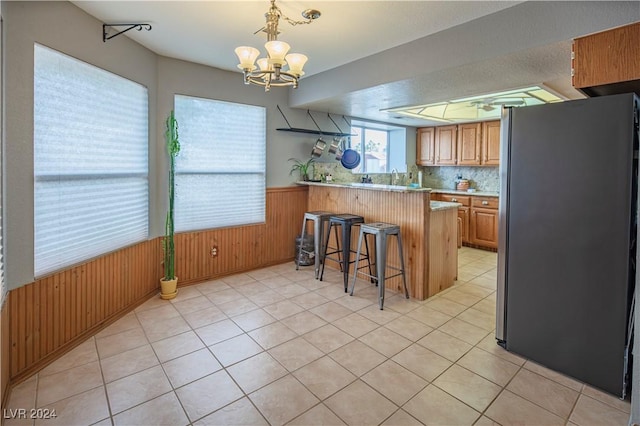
[4,247,631,425]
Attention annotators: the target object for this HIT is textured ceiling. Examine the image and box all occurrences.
[74,1,520,77]
[72,1,640,126]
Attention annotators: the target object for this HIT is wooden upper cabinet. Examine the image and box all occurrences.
[572,22,640,97]
[457,123,482,166]
[481,120,501,166]
[417,127,435,166]
[417,121,500,167]
[434,125,457,165]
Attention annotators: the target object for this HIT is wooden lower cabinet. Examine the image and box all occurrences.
[458,206,470,244]
[432,192,498,250]
[470,207,498,249]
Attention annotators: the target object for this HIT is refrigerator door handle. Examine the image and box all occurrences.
[496,107,511,344]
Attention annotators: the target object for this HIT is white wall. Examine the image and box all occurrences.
[4,1,158,290]
[1,1,341,291]
[154,56,320,236]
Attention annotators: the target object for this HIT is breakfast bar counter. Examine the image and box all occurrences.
[299,182,459,300]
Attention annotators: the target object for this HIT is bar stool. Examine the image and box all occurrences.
[320,214,370,292]
[350,222,409,310]
[296,211,334,279]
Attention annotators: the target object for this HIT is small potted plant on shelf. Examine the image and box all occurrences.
[160,110,181,300]
[288,157,315,181]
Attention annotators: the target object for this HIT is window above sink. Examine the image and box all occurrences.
[349,120,407,174]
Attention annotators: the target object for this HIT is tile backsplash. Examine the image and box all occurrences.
[419,166,499,192]
[312,162,499,192]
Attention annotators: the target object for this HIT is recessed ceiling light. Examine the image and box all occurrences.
[382,85,564,123]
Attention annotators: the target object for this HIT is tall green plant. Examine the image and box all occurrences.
[163,110,180,280]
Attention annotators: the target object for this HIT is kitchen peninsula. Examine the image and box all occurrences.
[300,182,459,300]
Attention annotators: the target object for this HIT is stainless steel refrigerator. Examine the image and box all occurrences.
[497,93,639,398]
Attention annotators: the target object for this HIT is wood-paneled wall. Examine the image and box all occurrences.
[428,208,458,297]
[1,302,9,407]
[307,185,432,300]
[8,239,160,382]
[174,186,308,285]
[4,186,308,385]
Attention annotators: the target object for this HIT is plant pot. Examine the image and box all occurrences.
[160,277,178,300]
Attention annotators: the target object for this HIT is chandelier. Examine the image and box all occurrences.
[234,0,320,92]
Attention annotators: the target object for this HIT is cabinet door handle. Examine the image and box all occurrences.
[482,201,488,205]
[452,198,457,202]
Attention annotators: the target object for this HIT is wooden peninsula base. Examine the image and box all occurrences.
[303,182,459,300]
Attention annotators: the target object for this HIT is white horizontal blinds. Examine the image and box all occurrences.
[34,44,149,277]
[174,95,266,232]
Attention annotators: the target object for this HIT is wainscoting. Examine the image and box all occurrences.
[2,186,308,389]
[174,186,309,285]
[1,302,9,408]
[307,185,432,300]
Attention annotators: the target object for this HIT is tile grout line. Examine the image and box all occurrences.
[24,250,630,426]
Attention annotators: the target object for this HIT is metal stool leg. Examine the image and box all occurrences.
[312,217,323,279]
[363,233,375,285]
[349,228,365,296]
[397,232,409,299]
[320,221,343,281]
[376,232,388,310]
[296,217,307,271]
[334,224,343,273]
[340,222,352,292]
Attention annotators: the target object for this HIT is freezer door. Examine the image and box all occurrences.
[503,93,636,397]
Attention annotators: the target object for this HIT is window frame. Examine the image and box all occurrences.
[349,121,407,174]
[173,95,266,233]
[33,44,149,278]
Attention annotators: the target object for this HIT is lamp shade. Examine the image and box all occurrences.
[235,46,260,70]
[265,40,290,65]
[257,58,271,71]
[285,53,307,76]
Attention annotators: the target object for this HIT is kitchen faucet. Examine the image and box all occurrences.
[390,168,399,185]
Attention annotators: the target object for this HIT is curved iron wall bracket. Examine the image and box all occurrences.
[103,23,152,42]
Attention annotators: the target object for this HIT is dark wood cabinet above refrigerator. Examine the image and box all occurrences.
[572,21,640,97]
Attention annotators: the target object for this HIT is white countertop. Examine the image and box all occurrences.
[298,182,499,197]
[297,181,431,193]
[430,188,499,197]
[430,200,462,212]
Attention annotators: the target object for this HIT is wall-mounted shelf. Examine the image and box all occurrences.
[276,106,354,137]
[276,127,352,137]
